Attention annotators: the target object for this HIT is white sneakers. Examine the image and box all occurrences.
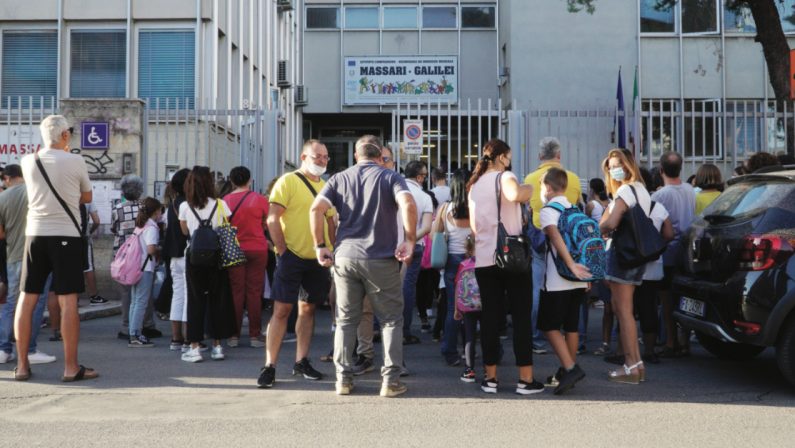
[181,347,203,363]
[211,345,225,360]
[0,351,56,364]
[28,351,56,364]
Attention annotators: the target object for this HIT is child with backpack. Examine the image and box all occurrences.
[127,198,163,348]
[538,167,604,394]
[454,236,481,383]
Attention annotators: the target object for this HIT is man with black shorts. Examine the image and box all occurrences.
[257,140,336,388]
[14,115,97,382]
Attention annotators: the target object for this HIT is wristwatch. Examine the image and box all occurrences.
[314,243,327,250]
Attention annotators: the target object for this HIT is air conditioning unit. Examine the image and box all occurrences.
[295,85,308,106]
[277,60,291,88]
[277,0,293,12]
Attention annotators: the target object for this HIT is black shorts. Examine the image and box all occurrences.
[271,250,331,305]
[659,266,675,290]
[22,236,86,295]
[537,288,586,333]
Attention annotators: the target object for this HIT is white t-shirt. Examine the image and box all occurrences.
[609,182,651,215]
[403,179,434,246]
[431,185,451,205]
[138,219,160,272]
[589,200,605,222]
[539,196,589,292]
[178,199,231,237]
[643,201,669,281]
[21,148,92,237]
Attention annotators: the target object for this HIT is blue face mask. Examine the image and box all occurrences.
[609,167,626,182]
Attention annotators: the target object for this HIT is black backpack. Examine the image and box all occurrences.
[612,186,667,268]
[187,200,220,267]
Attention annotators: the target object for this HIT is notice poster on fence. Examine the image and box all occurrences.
[0,125,43,168]
[344,56,458,105]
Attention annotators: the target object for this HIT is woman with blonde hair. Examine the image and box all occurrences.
[598,148,651,384]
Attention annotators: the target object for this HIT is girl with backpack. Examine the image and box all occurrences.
[128,198,163,348]
[598,149,655,384]
[454,236,480,383]
[178,166,234,363]
[434,169,472,367]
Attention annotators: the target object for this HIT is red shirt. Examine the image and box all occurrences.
[224,190,269,252]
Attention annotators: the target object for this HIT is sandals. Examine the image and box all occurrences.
[13,367,31,381]
[608,361,643,385]
[62,365,99,383]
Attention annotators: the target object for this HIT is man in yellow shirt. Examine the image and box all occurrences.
[523,137,582,354]
[258,140,336,389]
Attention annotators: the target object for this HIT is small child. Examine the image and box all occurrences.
[538,167,590,394]
[455,235,481,383]
[128,197,163,348]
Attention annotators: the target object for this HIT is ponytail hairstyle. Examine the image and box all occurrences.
[466,138,512,191]
[589,178,608,201]
[135,197,163,228]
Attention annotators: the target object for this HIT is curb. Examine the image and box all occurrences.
[42,300,122,322]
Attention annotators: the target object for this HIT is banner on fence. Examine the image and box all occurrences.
[344,56,458,105]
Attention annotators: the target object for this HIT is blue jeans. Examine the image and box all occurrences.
[130,271,155,337]
[402,245,424,335]
[531,248,546,345]
[441,253,466,357]
[0,261,49,354]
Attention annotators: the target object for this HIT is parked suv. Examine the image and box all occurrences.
[673,169,795,387]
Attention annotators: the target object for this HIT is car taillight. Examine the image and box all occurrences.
[737,235,794,271]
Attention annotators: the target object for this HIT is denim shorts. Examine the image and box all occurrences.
[604,248,645,286]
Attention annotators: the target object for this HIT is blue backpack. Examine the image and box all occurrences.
[543,202,606,282]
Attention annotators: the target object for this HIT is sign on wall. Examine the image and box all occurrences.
[403,120,424,155]
[344,56,458,105]
[0,126,43,168]
[81,121,109,149]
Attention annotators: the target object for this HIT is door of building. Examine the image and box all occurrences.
[323,139,355,175]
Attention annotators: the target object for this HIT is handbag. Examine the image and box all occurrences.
[215,199,247,269]
[429,203,449,269]
[33,153,89,270]
[494,172,532,273]
[612,185,667,269]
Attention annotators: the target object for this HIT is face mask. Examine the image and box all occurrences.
[306,162,327,177]
[609,167,626,182]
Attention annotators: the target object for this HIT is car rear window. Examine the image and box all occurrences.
[703,180,795,218]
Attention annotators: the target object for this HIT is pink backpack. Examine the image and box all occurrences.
[110,224,152,286]
[420,234,433,269]
[455,257,481,313]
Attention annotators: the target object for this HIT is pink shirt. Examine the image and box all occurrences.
[468,171,523,268]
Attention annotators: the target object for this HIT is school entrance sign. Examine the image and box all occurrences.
[344,56,458,105]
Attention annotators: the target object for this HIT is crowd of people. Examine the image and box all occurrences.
[0,114,790,396]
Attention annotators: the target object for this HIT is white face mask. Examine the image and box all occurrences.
[306,162,326,177]
[609,167,626,182]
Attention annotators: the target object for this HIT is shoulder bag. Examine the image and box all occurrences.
[494,172,532,273]
[33,153,89,270]
[215,199,247,269]
[612,185,667,268]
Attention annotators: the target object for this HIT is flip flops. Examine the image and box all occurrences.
[13,367,31,381]
[61,365,99,383]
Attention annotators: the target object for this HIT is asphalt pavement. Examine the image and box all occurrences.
[1,306,793,447]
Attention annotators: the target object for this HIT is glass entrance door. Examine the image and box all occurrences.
[324,140,354,175]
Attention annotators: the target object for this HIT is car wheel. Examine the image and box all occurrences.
[695,331,766,360]
[776,315,795,387]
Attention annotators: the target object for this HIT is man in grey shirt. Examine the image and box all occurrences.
[310,135,417,397]
[651,151,695,357]
[0,164,56,365]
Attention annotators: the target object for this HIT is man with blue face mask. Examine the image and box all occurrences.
[524,137,582,355]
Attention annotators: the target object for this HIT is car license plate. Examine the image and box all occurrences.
[680,297,706,317]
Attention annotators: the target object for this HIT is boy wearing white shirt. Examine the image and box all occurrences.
[537,168,590,395]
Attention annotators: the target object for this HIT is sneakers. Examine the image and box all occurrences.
[128,335,154,348]
[250,336,266,348]
[89,295,108,305]
[554,364,586,395]
[444,353,462,367]
[257,365,276,388]
[293,357,323,380]
[545,366,565,388]
[227,337,239,348]
[335,381,354,395]
[481,378,499,394]
[169,340,184,351]
[352,356,375,376]
[532,343,549,355]
[211,345,225,360]
[181,347,203,363]
[181,343,190,353]
[27,350,56,364]
[198,342,209,352]
[460,367,476,383]
[380,381,408,397]
[516,379,545,395]
[141,327,163,339]
[0,351,15,364]
[594,342,611,356]
[283,333,297,343]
